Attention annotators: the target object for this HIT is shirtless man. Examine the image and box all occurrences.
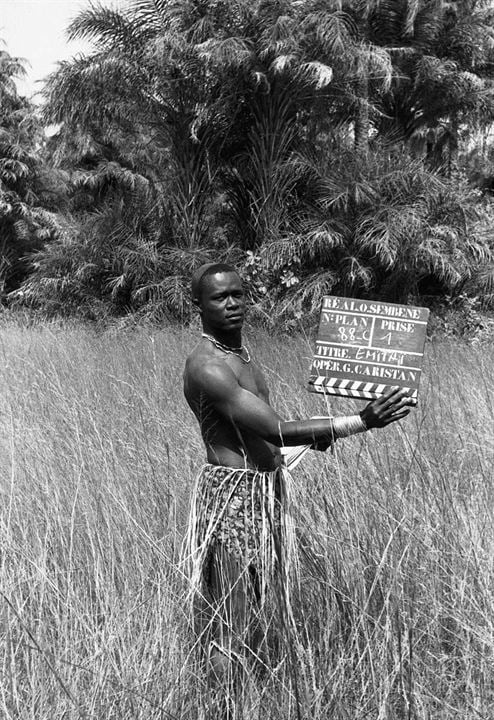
[184,262,413,468]
[183,262,414,689]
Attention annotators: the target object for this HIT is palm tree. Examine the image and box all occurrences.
[0,45,62,297]
[42,0,334,293]
[39,1,232,316]
[371,0,494,170]
[30,0,494,320]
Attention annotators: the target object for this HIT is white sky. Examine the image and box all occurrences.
[0,0,126,100]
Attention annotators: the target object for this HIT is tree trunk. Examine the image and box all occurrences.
[354,73,370,157]
[355,7,370,157]
[448,114,459,179]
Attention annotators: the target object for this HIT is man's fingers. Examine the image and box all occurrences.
[386,396,415,413]
[381,389,410,411]
[383,408,410,424]
[363,387,416,429]
[376,386,402,404]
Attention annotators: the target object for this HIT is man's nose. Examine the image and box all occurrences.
[226,294,239,308]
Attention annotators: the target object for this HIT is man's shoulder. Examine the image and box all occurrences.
[185,346,238,391]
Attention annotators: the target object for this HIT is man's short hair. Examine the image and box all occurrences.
[191,262,239,302]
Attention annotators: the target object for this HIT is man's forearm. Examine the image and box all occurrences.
[227,387,411,445]
[275,415,367,446]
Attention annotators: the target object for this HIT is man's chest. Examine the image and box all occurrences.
[230,359,269,402]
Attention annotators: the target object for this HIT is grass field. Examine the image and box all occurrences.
[0,319,493,719]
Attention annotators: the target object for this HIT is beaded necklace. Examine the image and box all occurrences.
[202,332,251,364]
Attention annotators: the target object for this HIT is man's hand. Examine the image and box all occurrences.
[360,387,416,429]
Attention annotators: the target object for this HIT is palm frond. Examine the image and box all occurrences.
[43,53,145,127]
[303,10,355,55]
[73,162,151,196]
[67,4,145,54]
[474,263,494,308]
[299,61,333,89]
[195,37,254,68]
[279,268,339,315]
[0,49,27,80]
[260,226,343,270]
[270,54,298,74]
[258,10,299,60]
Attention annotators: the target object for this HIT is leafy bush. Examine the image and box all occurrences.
[236,148,494,329]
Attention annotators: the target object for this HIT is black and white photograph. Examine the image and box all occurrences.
[1,1,493,718]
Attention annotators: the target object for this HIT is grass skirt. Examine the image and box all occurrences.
[183,463,301,712]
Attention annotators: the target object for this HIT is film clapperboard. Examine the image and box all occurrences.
[308,296,430,401]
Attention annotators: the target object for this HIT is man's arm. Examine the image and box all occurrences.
[196,360,414,447]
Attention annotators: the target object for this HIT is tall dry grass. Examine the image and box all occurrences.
[0,319,493,719]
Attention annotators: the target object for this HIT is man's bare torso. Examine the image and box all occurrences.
[183,340,280,471]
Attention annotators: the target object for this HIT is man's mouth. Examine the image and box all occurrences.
[227,313,244,321]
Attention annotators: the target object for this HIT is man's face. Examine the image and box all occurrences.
[198,271,246,332]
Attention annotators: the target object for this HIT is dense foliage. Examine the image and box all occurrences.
[3,0,494,324]
[0,48,65,297]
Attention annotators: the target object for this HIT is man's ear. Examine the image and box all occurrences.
[192,297,202,314]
